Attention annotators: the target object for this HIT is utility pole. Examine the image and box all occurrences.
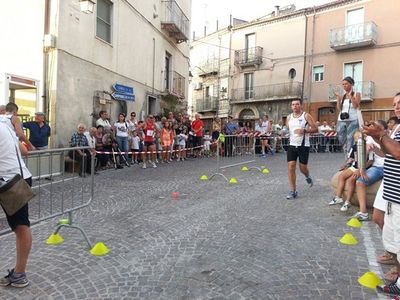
[216,34,222,117]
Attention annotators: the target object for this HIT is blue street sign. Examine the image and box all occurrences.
[111,92,135,102]
[112,83,134,95]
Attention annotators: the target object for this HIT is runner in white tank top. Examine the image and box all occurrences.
[286,100,318,199]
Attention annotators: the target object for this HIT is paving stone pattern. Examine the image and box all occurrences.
[0,153,391,299]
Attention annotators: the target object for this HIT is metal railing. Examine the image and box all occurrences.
[0,147,104,253]
[234,46,263,66]
[328,81,375,101]
[172,71,185,98]
[330,21,377,50]
[196,96,218,112]
[231,81,302,102]
[161,0,189,42]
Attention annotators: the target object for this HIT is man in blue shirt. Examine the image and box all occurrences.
[223,115,238,157]
[23,112,51,150]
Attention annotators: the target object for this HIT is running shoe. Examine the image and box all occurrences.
[352,211,369,221]
[286,191,298,199]
[152,162,157,168]
[377,280,400,295]
[142,162,147,169]
[306,176,313,187]
[340,201,351,212]
[0,269,29,288]
[329,197,344,205]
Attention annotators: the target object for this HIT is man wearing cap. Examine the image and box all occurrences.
[23,112,51,150]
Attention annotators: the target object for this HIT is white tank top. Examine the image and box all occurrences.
[0,122,32,180]
[338,97,358,121]
[288,112,310,147]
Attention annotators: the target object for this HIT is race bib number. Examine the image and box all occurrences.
[147,130,154,137]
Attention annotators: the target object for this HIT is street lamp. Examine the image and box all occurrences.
[80,0,96,14]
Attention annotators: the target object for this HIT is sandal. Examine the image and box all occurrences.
[378,252,396,265]
[384,268,399,283]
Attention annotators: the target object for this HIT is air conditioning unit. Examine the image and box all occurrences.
[194,82,203,90]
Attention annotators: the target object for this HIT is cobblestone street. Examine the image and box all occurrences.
[0,153,390,299]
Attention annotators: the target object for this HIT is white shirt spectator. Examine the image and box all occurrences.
[84,132,96,148]
[131,136,140,150]
[96,118,111,129]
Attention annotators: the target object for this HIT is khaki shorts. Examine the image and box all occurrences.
[382,202,400,260]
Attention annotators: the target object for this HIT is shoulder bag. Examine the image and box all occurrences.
[0,130,35,216]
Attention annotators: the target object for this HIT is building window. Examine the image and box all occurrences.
[344,61,363,91]
[244,73,254,99]
[96,0,112,43]
[313,65,324,82]
[288,68,296,79]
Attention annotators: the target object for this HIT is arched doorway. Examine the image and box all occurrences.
[239,108,256,128]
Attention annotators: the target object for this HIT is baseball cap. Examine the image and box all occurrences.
[35,112,45,116]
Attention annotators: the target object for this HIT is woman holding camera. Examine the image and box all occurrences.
[335,76,361,154]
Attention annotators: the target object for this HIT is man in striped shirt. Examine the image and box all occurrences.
[363,93,400,296]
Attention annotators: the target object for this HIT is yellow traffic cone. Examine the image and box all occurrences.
[46,233,64,245]
[229,178,238,184]
[241,166,249,171]
[90,242,110,256]
[358,271,382,289]
[339,233,358,245]
[262,168,270,174]
[347,218,362,228]
[200,175,208,181]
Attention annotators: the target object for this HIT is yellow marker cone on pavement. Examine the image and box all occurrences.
[90,242,110,256]
[339,233,358,245]
[241,166,249,171]
[200,175,208,181]
[347,218,362,228]
[262,168,270,174]
[46,233,64,245]
[229,178,238,184]
[358,271,382,289]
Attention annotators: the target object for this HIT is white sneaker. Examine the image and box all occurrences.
[329,197,344,206]
[142,163,147,169]
[353,211,369,221]
[340,201,351,212]
[152,162,157,168]
[177,158,180,161]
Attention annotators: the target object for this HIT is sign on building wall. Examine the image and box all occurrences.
[111,83,135,102]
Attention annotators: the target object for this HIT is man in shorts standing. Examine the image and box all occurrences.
[286,99,318,199]
[0,122,33,288]
[191,114,204,158]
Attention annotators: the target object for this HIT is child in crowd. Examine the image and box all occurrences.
[130,130,141,164]
[177,127,188,161]
[161,122,172,163]
[203,130,212,157]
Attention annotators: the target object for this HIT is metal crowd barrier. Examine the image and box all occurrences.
[0,147,106,255]
[209,134,256,182]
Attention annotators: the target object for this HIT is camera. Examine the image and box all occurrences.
[340,112,350,120]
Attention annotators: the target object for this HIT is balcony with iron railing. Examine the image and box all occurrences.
[161,0,189,43]
[329,21,377,51]
[171,71,185,99]
[234,47,263,67]
[328,81,375,102]
[197,60,219,77]
[231,81,302,103]
[196,96,218,112]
